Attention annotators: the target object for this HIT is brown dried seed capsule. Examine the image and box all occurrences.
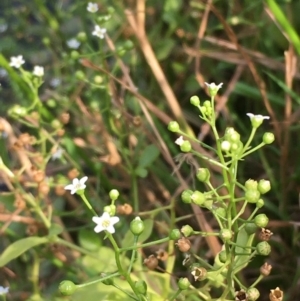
[55,185,66,196]
[57,129,65,136]
[33,170,45,183]
[259,228,273,241]
[117,203,133,215]
[68,169,79,180]
[38,182,50,196]
[14,195,26,210]
[269,287,283,301]
[156,249,168,261]
[143,255,158,270]
[60,113,70,124]
[191,267,207,281]
[235,289,248,301]
[260,262,272,276]
[176,237,191,252]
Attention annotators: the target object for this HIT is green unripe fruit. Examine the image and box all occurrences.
[75,70,85,80]
[51,119,62,129]
[196,168,210,182]
[181,190,193,204]
[180,141,192,152]
[247,287,260,301]
[256,241,271,256]
[203,100,211,108]
[59,280,77,296]
[107,6,115,14]
[169,229,181,240]
[218,250,227,263]
[178,277,190,290]
[181,225,194,237]
[191,191,206,205]
[123,40,134,50]
[219,229,232,241]
[109,189,119,201]
[70,50,79,60]
[168,121,180,132]
[190,95,200,106]
[130,217,144,236]
[254,214,269,228]
[134,280,147,295]
[245,189,260,203]
[8,105,27,117]
[215,207,226,219]
[42,37,50,46]
[245,222,258,235]
[46,98,56,108]
[263,132,275,144]
[77,32,87,42]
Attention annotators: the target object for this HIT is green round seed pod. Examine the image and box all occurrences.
[178,277,190,290]
[169,229,181,240]
[245,222,258,235]
[59,280,77,296]
[254,214,269,228]
[247,287,260,301]
[168,121,180,132]
[256,241,271,256]
[130,217,144,236]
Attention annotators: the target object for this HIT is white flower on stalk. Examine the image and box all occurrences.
[51,148,63,160]
[175,136,185,146]
[0,286,9,295]
[33,66,44,77]
[64,176,88,194]
[67,38,81,49]
[204,82,223,90]
[9,55,25,68]
[92,25,106,39]
[92,212,120,234]
[246,113,270,121]
[87,2,98,13]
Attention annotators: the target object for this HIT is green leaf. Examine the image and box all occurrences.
[138,144,160,168]
[135,167,148,178]
[78,228,101,251]
[0,236,48,267]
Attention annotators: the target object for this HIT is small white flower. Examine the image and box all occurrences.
[9,55,25,69]
[92,212,120,234]
[0,286,9,295]
[64,176,88,194]
[0,68,8,77]
[87,2,98,13]
[92,25,106,39]
[51,148,63,160]
[33,66,44,77]
[221,140,231,152]
[175,136,184,146]
[246,113,270,121]
[67,38,81,49]
[204,82,223,89]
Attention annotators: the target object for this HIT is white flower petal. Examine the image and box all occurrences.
[92,212,119,234]
[175,136,184,146]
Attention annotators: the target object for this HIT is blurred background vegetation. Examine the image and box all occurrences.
[0,0,300,300]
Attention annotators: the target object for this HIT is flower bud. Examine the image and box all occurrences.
[260,262,272,276]
[245,222,258,235]
[254,214,269,228]
[215,207,226,219]
[196,168,210,182]
[219,229,232,242]
[256,241,271,256]
[181,189,193,204]
[263,132,275,144]
[221,140,231,152]
[104,205,116,216]
[130,217,144,236]
[190,95,200,106]
[228,131,240,143]
[109,189,120,201]
[256,198,264,208]
[77,32,87,42]
[168,121,180,132]
[247,287,260,301]
[245,179,258,190]
[191,191,206,205]
[258,179,271,194]
[269,287,283,301]
[180,141,192,152]
[205,82,223,97]
[59,280,77,296]
[245,189,260,203]
[178,277,190,290]
[169,229,181,240]
[143,255,158,270]
[181,225,194,237]
[176,237,191,252]
[134,280,147,295]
